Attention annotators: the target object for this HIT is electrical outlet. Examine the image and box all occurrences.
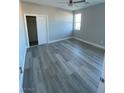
[19,67,23,74]
[100,77,105,83]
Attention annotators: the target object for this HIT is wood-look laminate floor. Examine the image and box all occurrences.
[23,38,104,93]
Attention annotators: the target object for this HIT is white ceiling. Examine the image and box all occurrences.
[22,0,105,11]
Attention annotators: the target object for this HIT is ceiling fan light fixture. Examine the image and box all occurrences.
[58,0,88,6]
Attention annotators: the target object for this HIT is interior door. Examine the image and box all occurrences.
[36,15,47,45]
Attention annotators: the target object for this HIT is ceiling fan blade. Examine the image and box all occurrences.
[73,0,86,3]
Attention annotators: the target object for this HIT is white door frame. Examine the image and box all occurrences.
[24,13,49,48]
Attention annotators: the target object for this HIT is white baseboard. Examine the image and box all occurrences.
[27,37,105,50]
[48,37,72,44]
[72,37,105,50]
[20,47,27,93]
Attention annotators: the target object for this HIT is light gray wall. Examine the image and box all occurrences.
[73,3,105,47]
[22,2,73,42]
[19,2,28,69]
[19,1,28,93]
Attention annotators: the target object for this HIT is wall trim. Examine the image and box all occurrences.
[22,47,27,73]
[48,37,72,44]
[72,37,105,50]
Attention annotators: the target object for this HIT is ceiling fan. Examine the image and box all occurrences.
[58,0,88,6]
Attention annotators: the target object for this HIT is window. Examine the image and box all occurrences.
[74,13,81,31]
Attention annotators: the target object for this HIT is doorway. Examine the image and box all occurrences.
[26,16,38,46]
[24,14,48,47]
